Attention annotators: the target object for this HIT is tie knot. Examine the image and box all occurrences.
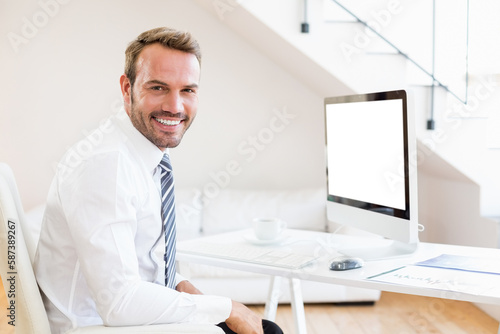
[159,154,172,172]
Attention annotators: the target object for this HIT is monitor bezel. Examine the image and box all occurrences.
[325,90,410,221]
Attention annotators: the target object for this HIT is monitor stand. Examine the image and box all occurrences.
[339,239,419,261]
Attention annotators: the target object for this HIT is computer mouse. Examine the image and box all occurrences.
[329,256,364,271]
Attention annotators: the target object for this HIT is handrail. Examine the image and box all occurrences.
[330,0,469,106]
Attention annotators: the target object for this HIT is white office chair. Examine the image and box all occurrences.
[0,163,223,334]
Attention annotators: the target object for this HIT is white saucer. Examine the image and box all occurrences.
[242,233,287,246]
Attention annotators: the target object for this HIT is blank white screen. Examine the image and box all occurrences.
[326,99,405,210]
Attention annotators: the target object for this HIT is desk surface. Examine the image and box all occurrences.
[177,229,500,306]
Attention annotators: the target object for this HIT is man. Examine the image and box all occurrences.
[34,27,282,334]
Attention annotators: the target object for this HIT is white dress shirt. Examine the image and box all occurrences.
[34,109,232,333]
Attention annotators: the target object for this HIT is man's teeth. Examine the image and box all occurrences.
[155,118,181,126]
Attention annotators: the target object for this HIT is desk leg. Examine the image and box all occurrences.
[289,278,307,334]
[264,276,281,321]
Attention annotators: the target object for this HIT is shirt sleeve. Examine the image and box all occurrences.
[59,152,232,326]
[176,272,188,286]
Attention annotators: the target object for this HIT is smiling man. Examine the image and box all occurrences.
[121,43,199,149]
[34,27,282,334]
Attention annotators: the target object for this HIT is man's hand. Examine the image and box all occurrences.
[177,281,263,333]
[176,280,203,295]
[225,301,263,334]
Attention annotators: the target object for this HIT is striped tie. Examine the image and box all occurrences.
[159,154,177,289]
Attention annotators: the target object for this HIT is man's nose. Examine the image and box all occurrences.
[162,92,184,114]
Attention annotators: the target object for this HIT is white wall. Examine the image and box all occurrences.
[0,0,328,211]
[417,142,498,248]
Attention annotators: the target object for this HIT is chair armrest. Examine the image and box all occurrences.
[68,323,224,334]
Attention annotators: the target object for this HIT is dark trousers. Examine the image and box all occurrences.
[217,319,284,334]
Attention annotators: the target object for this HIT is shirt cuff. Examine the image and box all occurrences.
[175,272,187,286]
[188,294,232,324]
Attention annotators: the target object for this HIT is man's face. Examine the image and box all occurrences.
[120,43,201,150]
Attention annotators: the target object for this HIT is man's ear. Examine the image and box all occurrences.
[120,74,132,114]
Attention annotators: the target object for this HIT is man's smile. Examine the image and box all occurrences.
[153,117,182,126]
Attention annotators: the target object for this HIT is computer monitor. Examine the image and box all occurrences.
[324,90,419,260]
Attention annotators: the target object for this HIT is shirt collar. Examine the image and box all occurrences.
[115,108,168,173]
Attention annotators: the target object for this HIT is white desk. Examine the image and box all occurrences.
[177,229,500,334]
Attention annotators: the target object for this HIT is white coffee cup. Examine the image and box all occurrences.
[252,218,287,241]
